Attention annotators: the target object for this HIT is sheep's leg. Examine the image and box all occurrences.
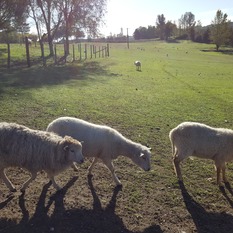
[222,163,228,183]
[50,176,61,191]
[216,166,222,186]
[88,157,99,175]
[47,173,61,191]
[173,156,183,181]
[103,160,122,186]
[72,162,79,172]
[215,161,227,186]
[222,165,228,183]
[21,171,37,192]
[0,169,16,192]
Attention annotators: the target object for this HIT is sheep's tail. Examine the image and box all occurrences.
[169,129,176,157]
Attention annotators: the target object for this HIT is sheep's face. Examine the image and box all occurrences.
[63,137,84,164]
[133,147,151,171]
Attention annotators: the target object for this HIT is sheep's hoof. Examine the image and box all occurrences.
[20,189,26,194]
[115,181,122,187]
[116,183,123,188]
[218,182,224,188]
[54,186,62,191]
[219,185,225,192]
[88,173,93,178]
[11,188,17,192]
[224,181,230,188]
[114,185,122,192]
[72,164,79,172]
[178,180,184,185]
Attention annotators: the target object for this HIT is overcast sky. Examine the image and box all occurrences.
[100,0,233,36]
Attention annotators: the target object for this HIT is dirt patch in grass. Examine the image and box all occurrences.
[1,157,233,233]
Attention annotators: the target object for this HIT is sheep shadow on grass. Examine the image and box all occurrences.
[0,176,162,233]
[179,181,233,233]
[219,182,233,207]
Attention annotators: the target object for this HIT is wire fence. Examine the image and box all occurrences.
[0,37,110,69]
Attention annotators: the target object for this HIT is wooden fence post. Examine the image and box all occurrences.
[85,44,87,59]
[73,44,75,62]
[54,44,57,65]
[25,36,31,67]
[41,42,46,66]
[107,44,109,57]
[90,45,92,59]
[79,44,82,61]
[7,43,10,69]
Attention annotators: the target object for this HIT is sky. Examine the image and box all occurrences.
[100,0,233,36]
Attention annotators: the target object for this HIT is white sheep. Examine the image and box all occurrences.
[0,122,84,192]
[169,122,233,185]
[134,61,141,71]
[46,117,151,186]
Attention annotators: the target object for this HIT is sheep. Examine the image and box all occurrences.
[134,61,141,71]
[169,122,233,186]
[0,122,84,192]
[46,117,151,186]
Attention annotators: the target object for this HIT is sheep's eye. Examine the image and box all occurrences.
[70,149,75,153]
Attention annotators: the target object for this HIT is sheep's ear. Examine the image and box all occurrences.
[63,145,69,151]
[140,153,146,159]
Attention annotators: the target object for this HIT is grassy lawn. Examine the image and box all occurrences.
[0,40,233,232]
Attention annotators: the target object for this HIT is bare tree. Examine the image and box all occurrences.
[28,0,106,56]
[58,0,107,55]
[37,0,63,56]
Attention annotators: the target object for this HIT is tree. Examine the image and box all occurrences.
[58,0,106,55]
[29,0,106,56]
[37,0,63,56]
[133,28,141,40]
[133,26,157,40]
[0,0,28,30]
[210,10,231,51]
[178,12,195,40]
[164,21,176,41]
[156,14,166,40]
[133,26,147,40]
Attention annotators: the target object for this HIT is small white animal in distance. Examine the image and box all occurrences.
[134,61,141,71]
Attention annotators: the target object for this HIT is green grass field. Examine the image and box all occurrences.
[0,40,233,232]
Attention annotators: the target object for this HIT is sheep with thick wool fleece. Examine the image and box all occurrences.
[169,121,233,185]
[0,122,84,192]
[46,117,151,186]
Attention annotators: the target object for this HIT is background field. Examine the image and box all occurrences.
[0,41,233,233]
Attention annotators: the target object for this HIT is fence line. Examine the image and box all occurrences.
[2,38,110,69]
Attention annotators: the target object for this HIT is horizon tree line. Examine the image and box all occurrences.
[0,2,232,52]
[133,10,232,51]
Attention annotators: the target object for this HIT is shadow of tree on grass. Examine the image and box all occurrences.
[201,48,233,56]
[0,61,116,89]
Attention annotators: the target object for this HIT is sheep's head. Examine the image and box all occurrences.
[133,146,151,171]
[134,61,141,66]
[62,136,84,164]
